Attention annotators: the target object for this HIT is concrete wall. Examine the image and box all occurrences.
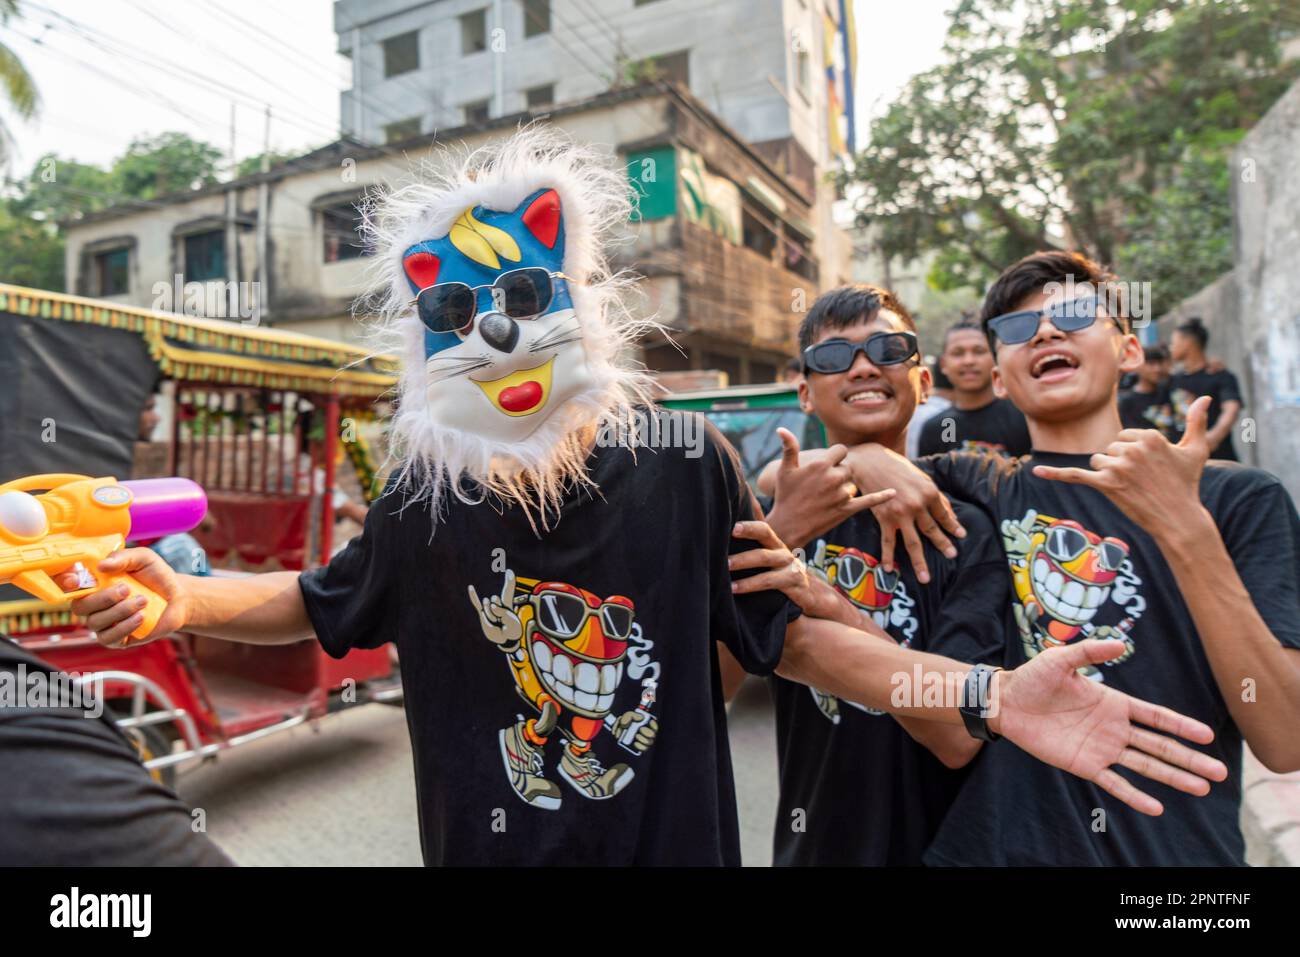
[333,0,821,157]
[1230,78,1300,499]
[1159,77,1300,501]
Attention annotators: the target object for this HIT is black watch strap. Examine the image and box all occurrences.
[959,664,1002,742]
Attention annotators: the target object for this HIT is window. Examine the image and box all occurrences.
[322,202,367,263]
[382,31,419,78]
[183,230,225,283]
[783,229,817,282]
[461,9,487,55]
[93,247,130,296]
[463,99,490,124]
[383,116,421,143]
[741,196,777,260]
[525,84,554,110]
[523,0,550,37]
[794,46,810,103]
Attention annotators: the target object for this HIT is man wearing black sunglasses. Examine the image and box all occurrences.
[729,284,1011,865]
[817,251,1300,866]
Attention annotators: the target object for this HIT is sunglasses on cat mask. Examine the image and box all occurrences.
[986,296,1126,346]
[412,267,572,335]
[802,331,919,375]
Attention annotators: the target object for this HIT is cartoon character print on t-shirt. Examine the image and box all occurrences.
[960,438,1009,456]
[1141,398,1177,434]
[1002,509,1146,681]
[1168,388,1197,434]
[469,565,661,811]
[804,539,918,723]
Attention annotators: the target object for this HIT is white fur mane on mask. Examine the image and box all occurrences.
[359,125,658,528]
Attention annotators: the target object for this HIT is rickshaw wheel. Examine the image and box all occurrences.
[107,703,179,791]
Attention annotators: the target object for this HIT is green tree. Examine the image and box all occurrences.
[0,202,61,287]
[235,150,296,178]
[0,0,39,169]
[11,153,117,224]
[112,131,222,199]
[1116,142,1236,300]
[2,133,227,291]
[838,0,1300,297]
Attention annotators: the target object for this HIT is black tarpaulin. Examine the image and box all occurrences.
[0,312,159,484]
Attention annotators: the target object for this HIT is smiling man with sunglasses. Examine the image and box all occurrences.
[733,285,1011,865]
[816,251,1300,865]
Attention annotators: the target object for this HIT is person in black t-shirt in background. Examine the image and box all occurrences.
[1117,343,1175,435]
[738,284,1008,865]
[1169,316,1243,460]
[831,250,1300,865]
[917,321,1032,458]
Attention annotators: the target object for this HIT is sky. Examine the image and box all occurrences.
[2,0,956,184]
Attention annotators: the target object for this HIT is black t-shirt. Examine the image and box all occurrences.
[918,451,1300,865]
[1169,368,1243,461]
[917,397,1032,458]
[769,501,1008,865]
[298,416,798,866]
[0,640,232,865]
[1117,384,1176,437]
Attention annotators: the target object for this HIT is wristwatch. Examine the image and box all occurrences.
[959,663,1002,742]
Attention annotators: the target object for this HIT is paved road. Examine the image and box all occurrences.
[174,682,1273,866]
[177,702,422,866]
[174,682,781,867]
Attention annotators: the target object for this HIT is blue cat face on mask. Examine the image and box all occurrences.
[397,187,593,441]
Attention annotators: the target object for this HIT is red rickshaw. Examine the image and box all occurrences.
[0,283,401,787]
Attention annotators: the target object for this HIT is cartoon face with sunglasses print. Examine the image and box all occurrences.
[804,540,919,723]
[469,567,659,809]
[401,188,595,445]
[1002,510,1142,678]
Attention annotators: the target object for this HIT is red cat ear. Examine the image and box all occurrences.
[402,251,441,289]
[521,189,561,249]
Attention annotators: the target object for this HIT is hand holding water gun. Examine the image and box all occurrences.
[0,475,206,645]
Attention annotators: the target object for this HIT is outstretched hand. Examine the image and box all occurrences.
[992,639,1227,816]
[1032,395,1212,536]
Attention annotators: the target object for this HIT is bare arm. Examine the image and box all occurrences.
[1206,399,1241,452]
[1159,513,1300,771]
[779,617,1227,815]
[60,548,314,647]
[1035,398,1300,771]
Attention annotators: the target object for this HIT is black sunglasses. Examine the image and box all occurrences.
[802,331,919,375]
[987,296,1125,346]
[412,267,571,335]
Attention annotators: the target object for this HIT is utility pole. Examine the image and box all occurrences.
[352,26,364,141]
[226,101,240,321]
[492,0,505,117]
[256,105,271,325]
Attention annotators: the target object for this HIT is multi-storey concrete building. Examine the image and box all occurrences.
[63,83,826,384]
[334,0,856,281]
